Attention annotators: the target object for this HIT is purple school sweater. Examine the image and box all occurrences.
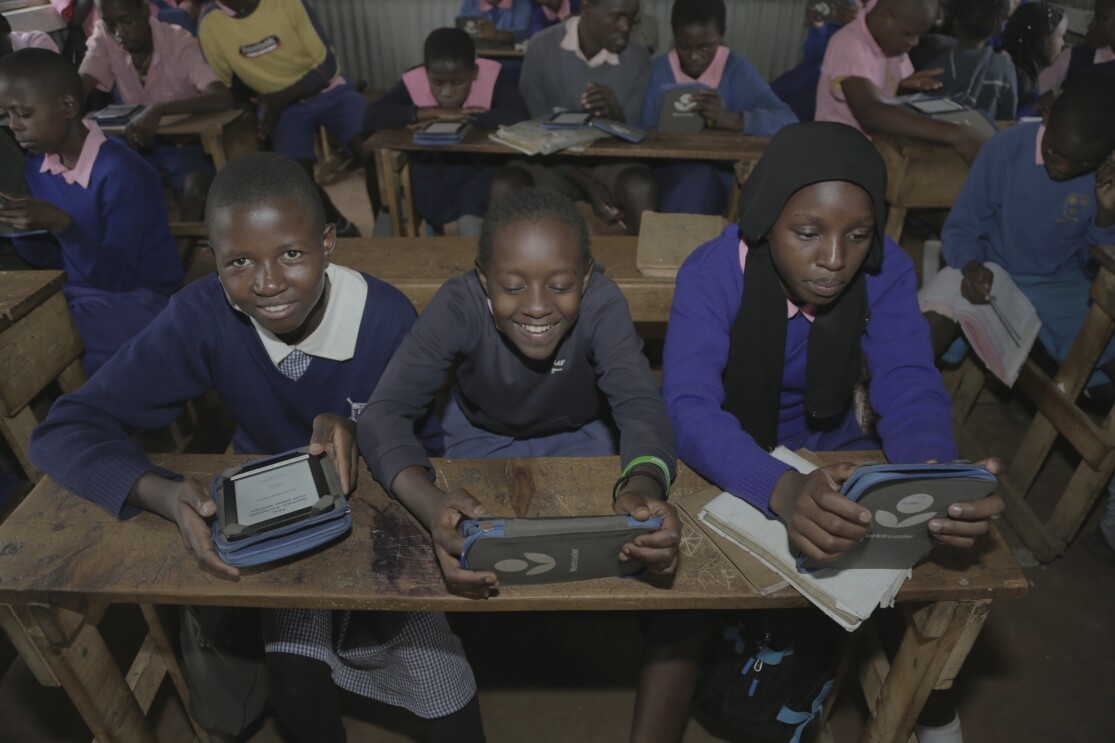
[662,226,957,512]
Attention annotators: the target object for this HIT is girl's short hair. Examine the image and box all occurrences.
[1001,2,1064,91]
[424,27,477,69]
[205,152,326,235]
[478,189,592,271]
[670,0,727,35]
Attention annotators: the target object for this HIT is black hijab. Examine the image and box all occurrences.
[722,122,888,451]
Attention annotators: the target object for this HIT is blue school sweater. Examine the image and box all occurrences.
[29,270,428,518]
[457,0,533,44]
[15,138,182,296]
[640,50,797,135]
[941,122,1115,279]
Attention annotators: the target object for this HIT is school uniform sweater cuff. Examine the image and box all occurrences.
[83,457,181,520]
[371,444,436,496]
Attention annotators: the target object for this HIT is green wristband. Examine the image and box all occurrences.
[622,456,672,496]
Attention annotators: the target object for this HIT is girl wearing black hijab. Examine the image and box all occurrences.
[633,121,1005,743]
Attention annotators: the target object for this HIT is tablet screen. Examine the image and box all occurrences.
[424,121,465,135]
[550,112,592,126]
[231,456,320,526]
[908,98,965,114]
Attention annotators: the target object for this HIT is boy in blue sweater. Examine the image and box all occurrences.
[0,48,182,375]
[923,74,1115,374]
[28,152,484,743]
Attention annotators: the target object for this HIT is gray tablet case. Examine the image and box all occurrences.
[460,515,662,584]
[657,84,707,134]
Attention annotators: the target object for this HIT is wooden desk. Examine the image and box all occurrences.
[873,133,969,244]
[0,271,85,480]
[950,243,1115,562]
[368,127,768,237]
[0,453,1026,743]
[477,47,525,58]
[333,236,674,323]
[100,109,259,170]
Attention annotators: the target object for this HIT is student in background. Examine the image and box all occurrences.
[198,0,368,237]
[771,0,861,122]
[928,0,1017,120]
[1000,1,1065,116]
[364,28,529,236]
[923,75,1115,382]
[641,0,795,216]
[80,0,232,224]
[457,0,533,46]
[641,121,1004,743]
[360,187,679,601]
[1039,0,1115,95]
[529,0,579,37]
[0,49,181,374]
[29,152,484,743]
[0,14,60,55]
[494,0,657,235]
[816,0,988,164]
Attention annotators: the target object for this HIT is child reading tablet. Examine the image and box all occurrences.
[29,152,484,743]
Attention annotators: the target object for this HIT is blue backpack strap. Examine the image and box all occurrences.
[775,678,835,743]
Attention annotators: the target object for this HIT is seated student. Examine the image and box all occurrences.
[492,0,656,235]
[28,152,485,743]
[197,0,368,237]
[923,74,1115,383]
[80,0,233,224]
[0,49,181,374]
[359,187,679,601]
[363,27,530,237]
[640,0,796,216]
[0,14,60,55]
[1038,0,1115,95]
[928,0,1017,120]
[771,0,862,122]
[1000,1,1065,116]
[816,0,988,164]
[638,121,1004,743]
[457,0,533,46]
[529,0,580,37]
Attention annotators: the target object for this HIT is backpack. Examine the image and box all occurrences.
[693,610,843,743]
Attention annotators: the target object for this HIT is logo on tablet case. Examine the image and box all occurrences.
[493,552,556,576]
[674,93,699,113]
[875,492,938,529]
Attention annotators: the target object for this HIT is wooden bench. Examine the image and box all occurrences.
[873,133,970,245]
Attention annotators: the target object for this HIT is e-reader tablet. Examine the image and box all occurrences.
[545,111,594,128]
[422,121,470,136]
[217,451,340,540]
[906,97,967,115]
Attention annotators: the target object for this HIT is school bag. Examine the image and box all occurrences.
[693,609,842,743]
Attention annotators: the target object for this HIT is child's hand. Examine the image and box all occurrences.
[256,93,284,141]
[805,4,825,27]
[0,195,73,234]
[769,464,872,563]
[1095,152,1115,221]
[124,105,162,149]
[614,487,681,578]
[898,68,944,93]
[474,19,498,40]
[430,488,498,599]
[581,179,625,226]
[693,90,743,131]
[960,260,993,304]
[308,413,358,495]
[413,106,483,124]
[928,457,1005,549]
[581,83,623,120]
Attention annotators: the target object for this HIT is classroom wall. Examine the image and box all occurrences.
[314,0,812,93]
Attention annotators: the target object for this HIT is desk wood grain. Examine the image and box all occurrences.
[0,455,1027,613]
[0,271,66,333]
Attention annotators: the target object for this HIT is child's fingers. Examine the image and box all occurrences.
[434,543,497,599]
[973,456,1004,475]
[946,493,1004,522]
[621,542,678,576]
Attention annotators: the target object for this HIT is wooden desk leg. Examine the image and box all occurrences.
[858,599,991,743]
[139,604,219,743]
[400,156,418,238]
[884,207,907,245]
[218,112,262,168]
[199,130,228,171]
[11,604,157,743]
[376,148,404,238]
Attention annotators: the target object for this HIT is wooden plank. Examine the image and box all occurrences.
[1015,362,1114,471]
[0,271,67,330]
[0,604,59,686]
[0,290,84,415]
[928,600,992,691]
[218,110,261,165]
[119,634,165,713]
[138,604,219,743]
[0,405,42,481]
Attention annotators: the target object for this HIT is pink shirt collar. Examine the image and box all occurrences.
[738,238,816,321]
[40,121,107,189]
[541,0,571,21]
[560,17,621,68]
[667,46,730,88]
[402,58,500,109]
[1034,124,1045,165]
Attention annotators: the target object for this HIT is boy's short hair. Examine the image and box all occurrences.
[424,27,476,69]
[205,152,326,235]
[952,0,1008,40]
[670,0,727,35]
[0,14,11,34]
[1050,73,1115,150]
[478,188,592,271]
[0,48,83,103]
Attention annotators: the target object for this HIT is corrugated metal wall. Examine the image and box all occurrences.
[314,0,811,93]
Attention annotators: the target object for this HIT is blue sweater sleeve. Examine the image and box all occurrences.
[941,132,1004,270]
[288,0,339,100]
[661,231,793,513]
[802,22,840,67]
[363,80,417,131]
[724,54,799,136]
[473,69,532,128]
[640,55,673,129]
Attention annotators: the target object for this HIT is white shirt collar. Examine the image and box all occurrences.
[559,17,621,68]
[246,264,367,366]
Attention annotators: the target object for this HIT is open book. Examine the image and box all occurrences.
[489,119,609,156]
[918,263,1041,386]
[696,447,908,631]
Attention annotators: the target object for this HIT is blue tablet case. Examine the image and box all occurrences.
[460,514,662,584]
[412,121,472,146]
[542,111,594,130]
[590,118,648,143]
[210,448,352,568]
[797,463,998,572]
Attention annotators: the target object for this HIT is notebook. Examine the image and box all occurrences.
[656,83,708,134]
[905,96,999,138]
[635,211,728,278]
